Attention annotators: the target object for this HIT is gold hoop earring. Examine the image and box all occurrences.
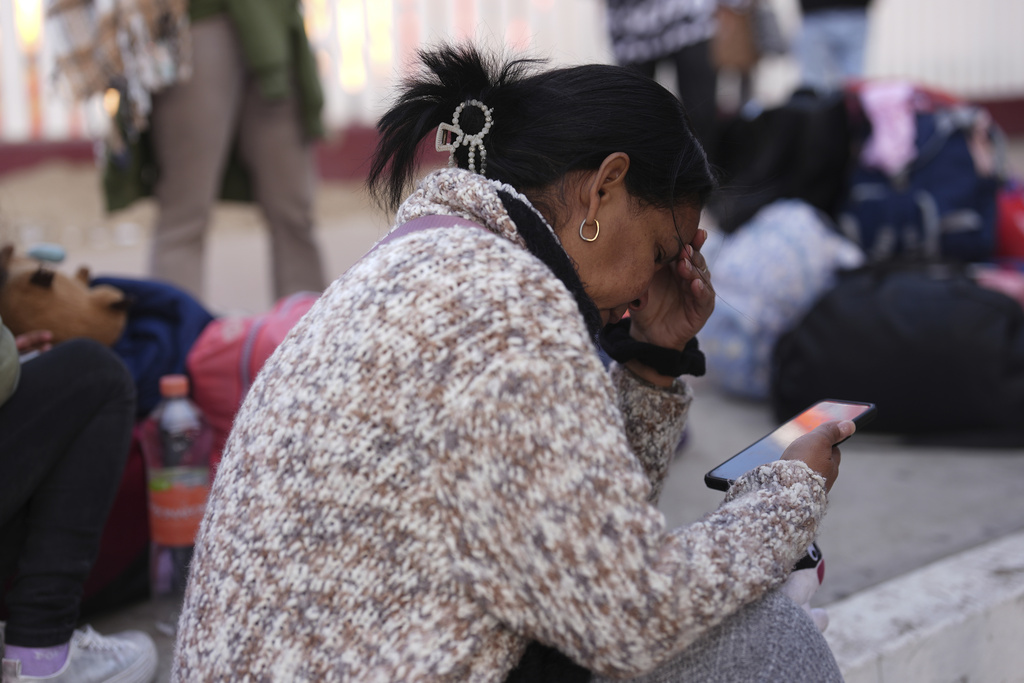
[579,219,600,242]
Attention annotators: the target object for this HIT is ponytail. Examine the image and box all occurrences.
[367,43,716,216]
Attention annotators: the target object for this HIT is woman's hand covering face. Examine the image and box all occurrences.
[627,226,715,351]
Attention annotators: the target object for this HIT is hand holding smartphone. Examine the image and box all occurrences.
[704,399,876,491]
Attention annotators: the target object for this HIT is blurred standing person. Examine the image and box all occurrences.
[795,0,874,92]
[143,1,328,302]
[604,0,748,165]
[47,0,328,304]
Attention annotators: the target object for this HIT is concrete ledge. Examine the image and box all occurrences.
[824,530,1024,683]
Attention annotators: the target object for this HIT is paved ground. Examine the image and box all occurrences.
[1,144,1022,680]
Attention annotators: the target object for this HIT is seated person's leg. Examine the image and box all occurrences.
[592,589,843,683]
[1,340,155,680]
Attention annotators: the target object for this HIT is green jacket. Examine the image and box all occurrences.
[104,0,325,211]
[0,318,21,407]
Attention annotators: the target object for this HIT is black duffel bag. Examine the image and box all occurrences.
[770,262,1024,443]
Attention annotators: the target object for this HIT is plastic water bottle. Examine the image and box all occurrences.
[138,374,213,635]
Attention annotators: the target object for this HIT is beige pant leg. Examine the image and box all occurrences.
[236,69,326,298]
[148,15,245,301]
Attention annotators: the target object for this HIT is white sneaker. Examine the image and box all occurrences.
[1,626,157,683]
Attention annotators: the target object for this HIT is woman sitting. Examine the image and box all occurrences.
[172,44,849,682]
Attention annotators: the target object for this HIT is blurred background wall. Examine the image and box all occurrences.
[0,0,1020,155]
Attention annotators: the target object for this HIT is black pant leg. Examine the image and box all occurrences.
[0,339,136,647]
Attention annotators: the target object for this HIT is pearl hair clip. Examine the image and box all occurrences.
[435,99,493,175]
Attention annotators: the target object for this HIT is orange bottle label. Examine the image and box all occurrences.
[147,482,209,546]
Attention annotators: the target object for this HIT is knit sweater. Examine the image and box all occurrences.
[172,168,829,681]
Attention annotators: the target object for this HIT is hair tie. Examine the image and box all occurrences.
[599,319,706,378]
[435,99,493,175]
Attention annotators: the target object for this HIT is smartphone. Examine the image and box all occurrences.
[704,399,877,492]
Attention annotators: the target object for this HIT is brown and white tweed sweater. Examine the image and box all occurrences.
[172,169,828,682]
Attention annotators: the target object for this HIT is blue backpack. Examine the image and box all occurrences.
[838,105,1004,263]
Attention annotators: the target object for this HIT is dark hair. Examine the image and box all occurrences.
[367,43,717,219]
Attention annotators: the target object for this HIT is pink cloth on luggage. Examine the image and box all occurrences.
[858,80,917,177]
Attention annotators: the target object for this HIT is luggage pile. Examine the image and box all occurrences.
[704,80,1024,444]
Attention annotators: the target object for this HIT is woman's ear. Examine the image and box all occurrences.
[584,152,631,222]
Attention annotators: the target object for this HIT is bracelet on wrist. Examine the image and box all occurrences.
[598,319,706,378]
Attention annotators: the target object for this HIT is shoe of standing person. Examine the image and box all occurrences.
[1,625,157,683]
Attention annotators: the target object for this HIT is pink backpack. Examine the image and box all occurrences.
[186,292,320,467]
